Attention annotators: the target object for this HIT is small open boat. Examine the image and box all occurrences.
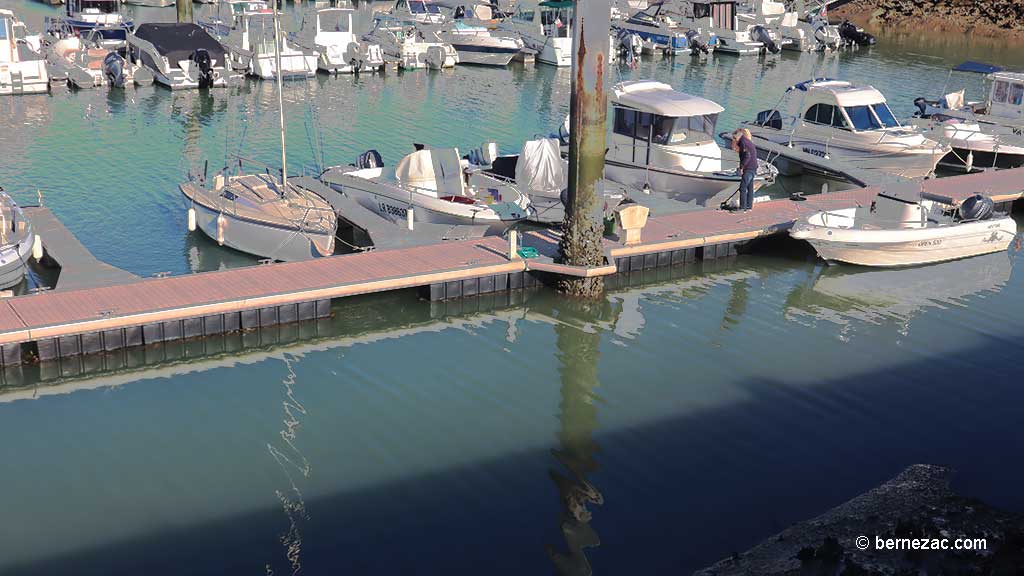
[790,183,1017,267]
[0,189,37,288]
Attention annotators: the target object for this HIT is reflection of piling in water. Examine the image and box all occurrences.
[546,301,611,576]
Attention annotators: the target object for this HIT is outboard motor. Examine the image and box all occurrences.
[103,51,126,88]
[957,194,994,221]
[454,5,466,19]
[750,25,780,53]
[685,29,709,54]
[357,149,384,169]
[191,48,215,89]
[839,19,876,46]
[912,97,934,117]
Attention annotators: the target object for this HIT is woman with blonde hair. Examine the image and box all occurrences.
[731,128,758,212]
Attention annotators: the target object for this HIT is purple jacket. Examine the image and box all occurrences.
[738,136,758,172]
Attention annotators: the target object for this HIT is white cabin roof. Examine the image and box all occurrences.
[0,9,13,17]
[612,80,724,118]
[990,71,1024,84]
[805,80,887,107]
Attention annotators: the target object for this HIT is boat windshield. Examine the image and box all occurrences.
[870,102,900,127]
[843,105,883,130]
[319,11,350,32]
[408,1,441,14]
[80,0,119,14]
[651,113,718,144]
[992,80,1024,106]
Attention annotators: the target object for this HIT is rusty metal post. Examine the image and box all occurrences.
[557,0,610,297]
[176,0,193,23]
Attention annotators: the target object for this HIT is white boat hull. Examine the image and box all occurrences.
[792,215,1017,267]
[750,132,947,179]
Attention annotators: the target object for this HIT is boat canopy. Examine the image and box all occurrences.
[515,138,565,195]
[805,81,886,107]
[953,61,1004,74]
[395,148,465,196]
[539,0,574,8]
[612,81,724,118]
[134,23,227,64]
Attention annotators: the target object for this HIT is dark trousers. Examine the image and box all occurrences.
[739,169,756,210]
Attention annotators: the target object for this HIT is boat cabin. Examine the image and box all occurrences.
[683,1,737,31]
[394,0,446,24]
[302,8,354,36]
[610,80,724,170]
[797,80,901,132]
[66,0,124,25]
[986,71,1024,120]
[514,0,573,38]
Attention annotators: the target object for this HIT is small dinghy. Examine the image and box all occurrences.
[790,182,1017,267]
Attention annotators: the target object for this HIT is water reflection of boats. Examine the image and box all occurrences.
[785,251,1014,326]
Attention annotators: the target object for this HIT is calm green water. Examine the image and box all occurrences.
[0,2,1023,574]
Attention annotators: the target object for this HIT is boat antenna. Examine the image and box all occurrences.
[272,0,288,195]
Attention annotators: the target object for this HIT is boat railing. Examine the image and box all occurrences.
[611,141,731,173]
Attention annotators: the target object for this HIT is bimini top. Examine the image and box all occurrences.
[802,80,887,107]
[612,81,724,118]
[134,23,228,65]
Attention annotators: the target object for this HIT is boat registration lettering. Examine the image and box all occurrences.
[379,202,408,218]
[918,239,942,247]
[802,147,827,158]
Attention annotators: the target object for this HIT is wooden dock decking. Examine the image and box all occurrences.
[0,168,1021,365]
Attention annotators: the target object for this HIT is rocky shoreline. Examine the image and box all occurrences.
[832,0,1024,40]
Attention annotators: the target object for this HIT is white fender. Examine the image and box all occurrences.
[965,150,974,172]
[187,207,197,232]
[31,235,43,261]
[216,214,227,246]
[407,207,415,230]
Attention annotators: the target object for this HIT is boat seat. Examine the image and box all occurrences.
[87,48,108,59]
[87,59,104,70]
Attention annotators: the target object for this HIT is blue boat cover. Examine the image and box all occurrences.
[953,61,1004,74]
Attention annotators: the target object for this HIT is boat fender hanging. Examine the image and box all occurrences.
[965,150,974,172]
[31,235,43,261]
[187,207,197,232]
[217,214,227,246]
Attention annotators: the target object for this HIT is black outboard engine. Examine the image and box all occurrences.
[454,5,466,19]
[191,48,215,89]
[103,51,126,88]
[750,25,780,54]
[685,29,709,55]
[913,97,929,117]
[957,194,994,221]
[357,149,384,169]
[839,19,876,46]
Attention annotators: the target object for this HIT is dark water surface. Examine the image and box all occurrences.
[0,2,1022,574]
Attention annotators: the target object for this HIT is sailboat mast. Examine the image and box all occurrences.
[272,0,288,192]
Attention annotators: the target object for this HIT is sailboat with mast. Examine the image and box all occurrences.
[179,0,337,262]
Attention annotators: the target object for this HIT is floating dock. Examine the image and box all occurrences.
[0,168,1020,366]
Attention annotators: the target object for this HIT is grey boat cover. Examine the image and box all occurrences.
[133,23,227,65]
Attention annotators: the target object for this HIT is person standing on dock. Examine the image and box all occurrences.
[732,128,758,212]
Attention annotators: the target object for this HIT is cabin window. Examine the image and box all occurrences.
[614,108,637,137]
[993,80,1009,103]
[804,103,835,125]
[870,103,899,127]
[844,105,882,130]
[515,10,535,21]
[1011,83,1024,106]
[320,12,350,32]
[0,22,8,41]
[693,3,710,19]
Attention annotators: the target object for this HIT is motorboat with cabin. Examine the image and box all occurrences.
[51,0,131,41]
[745,79,949,180]
[0,188,38,289]
[391,0,448,25]
[908,114,1024,172]
[292,7,385,74]
[913,63,1024,137]
[571,81,776,204]
[759,0,839,52]
[610,1,714,56]
[364,14,458,69]
[182,0,337,261]
[662,0,781,55]
[430,6,522,66]
[128,23,230,89]
[319,147,533,234]
[0,10,49,95]
[502,0,573,66]
[202,0,316,79]
[790,182,1017,267]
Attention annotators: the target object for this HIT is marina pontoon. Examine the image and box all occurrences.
[745,79,949,179]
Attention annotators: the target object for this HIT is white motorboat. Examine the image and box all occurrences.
[790,183,1017,267]
[181,1,337,261]
[391,0,448,25]
[610,1,714,56]
[432,19,522,66]
[129,23,230,89]
[575,80,776,204]
[771,0,839,52]
[502,0,572,66]
[202,0,316,79]
[909,116,1024,172]
[320,147,533,234]
[0,10,49,95]
[364,14,457,70]
[292,8,385,74]
[52,0,131,40]
[745,79,949,179]
[49,25,153,88]
[914,64,1024,137]
[0,189,37,289]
